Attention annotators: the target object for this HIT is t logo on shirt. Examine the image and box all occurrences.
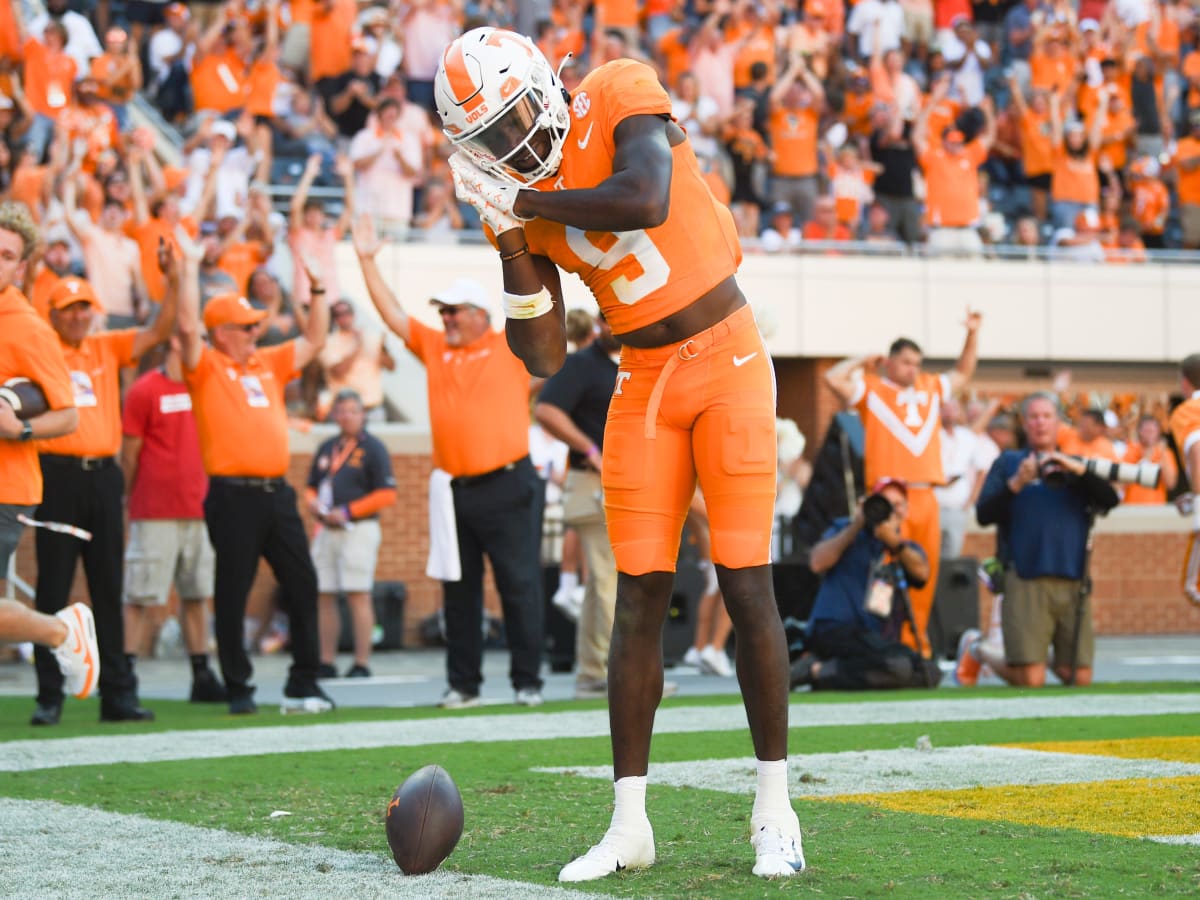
[895,387,929,427]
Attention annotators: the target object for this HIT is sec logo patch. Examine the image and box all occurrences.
[572,92,590,119]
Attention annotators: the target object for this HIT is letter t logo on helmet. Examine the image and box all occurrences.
[435,27,571,187]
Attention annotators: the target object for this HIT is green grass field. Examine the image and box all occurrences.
[3,686,1199,898]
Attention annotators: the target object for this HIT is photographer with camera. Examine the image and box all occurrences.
[790,478,942,691]
[975,392,1120,688]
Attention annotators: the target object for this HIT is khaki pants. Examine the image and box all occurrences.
[562,469,617,687]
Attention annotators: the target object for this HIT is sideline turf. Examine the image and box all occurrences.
[3,709,1199,897]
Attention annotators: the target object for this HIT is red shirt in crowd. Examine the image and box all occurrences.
[122,368,208,520]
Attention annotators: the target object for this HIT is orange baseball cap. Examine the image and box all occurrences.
[203,293,268,330]
[49,277,101,310]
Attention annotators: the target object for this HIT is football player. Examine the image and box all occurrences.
[435,28,804,881]
[1171,354,1200,607]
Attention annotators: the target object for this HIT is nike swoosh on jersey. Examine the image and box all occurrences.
[733,352,758,367]
[577,122,595,150]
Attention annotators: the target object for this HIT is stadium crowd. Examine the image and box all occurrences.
[4,0,1200,269]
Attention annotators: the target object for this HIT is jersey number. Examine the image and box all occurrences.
[565,227,670,306]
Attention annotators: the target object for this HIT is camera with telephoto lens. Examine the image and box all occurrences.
[1039,453,1161,489]
[862,492,894,528]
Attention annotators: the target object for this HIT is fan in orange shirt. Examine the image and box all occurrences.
[914,80,995,255]
[766,53,826,225]
[1049,94,1104,229]
[802,195,853,241]
[1095,93,1135,174]
[90,27,141,131]
[1058,409,1120,461]
[1029,28,1078,96]
[1128,156,1169,248]
[1170,111,1200,249]
[1121,415,1177,503]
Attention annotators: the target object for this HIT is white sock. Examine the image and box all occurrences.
[610,775,649,834]
[557,571,579,596]
[751,759,794,832]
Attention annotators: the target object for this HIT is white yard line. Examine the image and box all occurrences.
[0,798,603,900]
[537,745,1200,798]
[2,693,1198,773]
[1147,833,1200,846]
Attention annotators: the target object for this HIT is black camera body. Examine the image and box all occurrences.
[862,492,894,529]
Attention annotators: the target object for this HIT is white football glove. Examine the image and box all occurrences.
[449,153,531,235]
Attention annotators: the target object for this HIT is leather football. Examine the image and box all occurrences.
[385,764,465,875]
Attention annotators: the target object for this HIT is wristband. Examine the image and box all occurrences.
[499,244,529,263]
[310,287,326,295]
[20,420,33,442]
[503,287,553,320]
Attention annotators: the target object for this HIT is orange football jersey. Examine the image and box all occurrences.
[524,59,742,335]
[1169,395,1200,476]
[851,371,949,486]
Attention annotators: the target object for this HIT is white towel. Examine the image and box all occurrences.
[425,468,461,582]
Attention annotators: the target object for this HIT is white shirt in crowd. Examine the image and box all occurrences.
[935,424,989,511]
[847,0,905,57]
[183,145,258,222]
[941,35,993,107]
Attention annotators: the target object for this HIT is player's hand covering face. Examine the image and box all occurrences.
[449,153,531,235]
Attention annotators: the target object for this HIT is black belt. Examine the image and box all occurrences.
[451,457,526,489]
[209,476,288,491]
[40,454,117,471]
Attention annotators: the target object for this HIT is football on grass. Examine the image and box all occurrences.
[385,764,464,875]
[0,378,48,420]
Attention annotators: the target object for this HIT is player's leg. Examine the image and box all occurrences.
[695,308,803,876]
[559,349,696,883]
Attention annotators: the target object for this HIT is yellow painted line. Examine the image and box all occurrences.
[1005,736,1200,764]
[830,776,1200,838]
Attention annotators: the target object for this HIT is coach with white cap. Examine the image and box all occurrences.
[352,217,544,709]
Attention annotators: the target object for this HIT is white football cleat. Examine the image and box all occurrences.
[53,603,99,700]
[559,826,655,882]
[751,823,806,877]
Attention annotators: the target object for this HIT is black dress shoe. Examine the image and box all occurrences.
[228,694,258,715]
[31,702,62,726]
[189,669,229,703]
[100,701,155,722]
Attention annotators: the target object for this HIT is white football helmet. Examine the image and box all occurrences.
[435,27,570,186]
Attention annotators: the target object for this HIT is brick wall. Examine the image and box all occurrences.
[962,528,1200,635]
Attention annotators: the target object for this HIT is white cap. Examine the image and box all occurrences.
[1080,18,1101,32]
[430,278,491,312]
[210,119,237,142]
[1103,409,1119,429]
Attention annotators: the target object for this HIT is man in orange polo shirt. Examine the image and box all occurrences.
[353,218,544,709]
[31,259,177,726]
[0,201,96,713]
[824,314,983,657]
[178,237,333,716]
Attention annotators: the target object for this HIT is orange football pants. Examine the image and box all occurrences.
[899,486,940,656]
[601,304,777,576]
